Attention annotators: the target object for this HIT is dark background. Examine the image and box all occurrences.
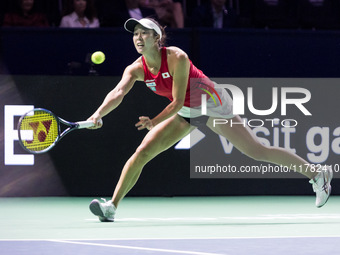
[2,27,340,78]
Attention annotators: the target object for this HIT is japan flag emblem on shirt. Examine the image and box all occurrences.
[162,72,170,79]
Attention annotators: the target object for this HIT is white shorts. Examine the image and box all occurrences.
[177,87,234,119]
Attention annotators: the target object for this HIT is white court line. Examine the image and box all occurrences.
[2,236,340,242]
[86,214,340,222]
[47,239,225,255]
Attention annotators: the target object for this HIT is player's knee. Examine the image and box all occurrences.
[135,144,155,163]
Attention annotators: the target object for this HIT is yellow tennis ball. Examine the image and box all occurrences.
[91,51,105,64]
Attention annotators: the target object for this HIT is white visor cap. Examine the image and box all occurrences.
[124,18,162,40]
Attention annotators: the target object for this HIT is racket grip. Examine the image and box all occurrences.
[77,120,96,129]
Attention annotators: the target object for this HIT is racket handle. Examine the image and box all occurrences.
[77,120,96,129]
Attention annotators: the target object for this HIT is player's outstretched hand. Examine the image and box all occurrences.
[87,114,103,129]
[135,116,154,131]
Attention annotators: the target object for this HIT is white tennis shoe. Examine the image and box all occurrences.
[89,198,116,222]
[309,166,333,208]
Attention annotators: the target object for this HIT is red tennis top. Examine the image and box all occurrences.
[141,47,215,107]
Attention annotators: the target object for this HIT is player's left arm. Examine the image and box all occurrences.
[136,50,190,130]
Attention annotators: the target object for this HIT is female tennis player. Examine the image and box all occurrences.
[88,18,333,222]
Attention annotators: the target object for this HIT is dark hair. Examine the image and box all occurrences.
[12,0,38,15]
[62,0,97,22]
[145,17,167,47]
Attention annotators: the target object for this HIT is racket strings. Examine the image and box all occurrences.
[19,111,59,152]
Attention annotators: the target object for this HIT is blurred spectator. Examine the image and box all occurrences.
[60,0,99,28]
[172,0,184,28]
[95,0,157,27]
[190,0,237,28]
[146,0,184,28]
[125,0,157,20]
[2,0,49,27]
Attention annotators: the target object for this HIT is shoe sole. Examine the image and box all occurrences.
[89,200,105,217]
[89,200,114,222]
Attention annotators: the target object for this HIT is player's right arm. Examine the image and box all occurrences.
[88,59,144,128]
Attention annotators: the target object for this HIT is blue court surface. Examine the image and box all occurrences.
[1,196,340,255]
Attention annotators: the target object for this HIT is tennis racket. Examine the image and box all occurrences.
[17,108,99,154]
